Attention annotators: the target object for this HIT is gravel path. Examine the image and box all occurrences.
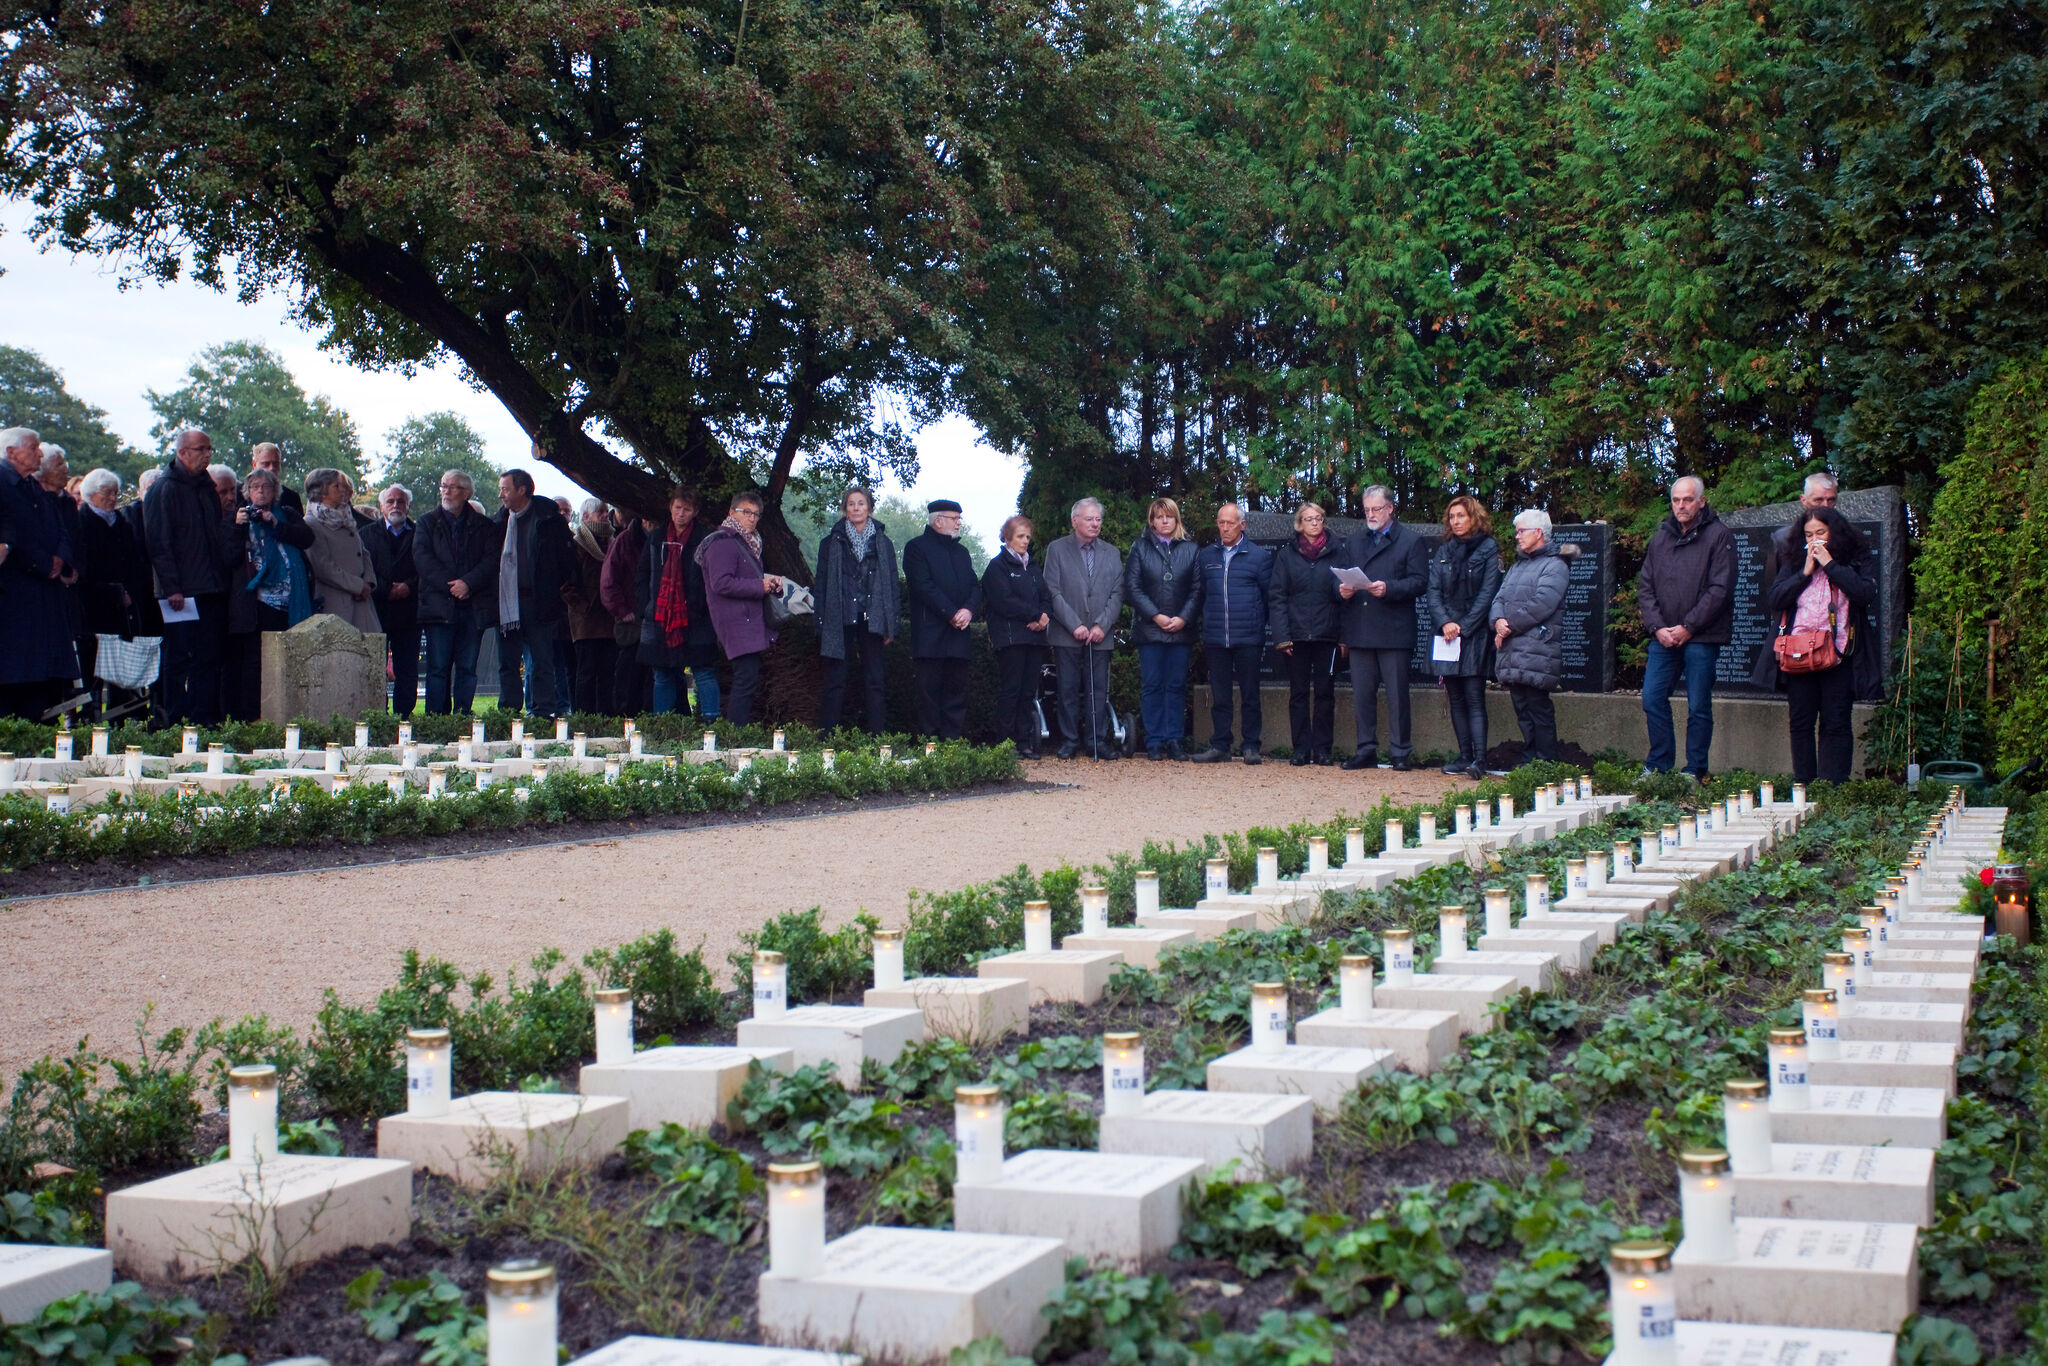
[0,759,1460,1077]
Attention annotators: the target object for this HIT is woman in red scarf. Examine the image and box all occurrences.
[635,489,721,718]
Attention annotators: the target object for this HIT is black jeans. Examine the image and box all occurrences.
[1785,662,1856,782]
[498,619,562,716]
[1443,674,1489,763]
[1054,647,1113,752]
[1207,642,1265,753]
[820,628,889,733]
[1507,683,1557,761]
[388,626,421,715]
[574,638,617,716]
[995,644,1045,751]
[162,592,228,725]
[1284,641,1337,757]
[725,650,765,727]
[1348,647,1412,759]
[914,656,970,739]
[613,640,647,717]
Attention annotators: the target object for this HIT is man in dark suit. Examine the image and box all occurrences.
[902,499,981,739]
[1337,484,1429,771]
[363,483,421,713]
[492,465,576,716]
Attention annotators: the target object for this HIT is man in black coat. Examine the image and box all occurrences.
[363,483,421,713]
[901,499,981,739]
[1336,484,1429,770]
[492,466,575,716]
[144,429,237,725]
[414,470,501,714]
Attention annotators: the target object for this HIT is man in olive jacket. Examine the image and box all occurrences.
[1637,475,1736,779]
[1336,485,1429,770]
[902,499,981,739]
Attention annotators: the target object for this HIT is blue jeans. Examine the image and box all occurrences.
[423,609,485,715]
[1642,639,1721,775]
[652,665,721,720]
[1136,643,1191,748]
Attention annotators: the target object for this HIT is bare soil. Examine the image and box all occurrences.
[0,757,1462,1079]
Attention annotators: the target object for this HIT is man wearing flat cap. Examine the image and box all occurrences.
[902,499,981,739]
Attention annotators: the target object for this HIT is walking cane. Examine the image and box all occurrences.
[1084,638,1100,760]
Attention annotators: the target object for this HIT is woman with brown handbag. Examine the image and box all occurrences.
[1763,505,1879,782]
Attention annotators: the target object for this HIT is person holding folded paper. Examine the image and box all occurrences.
[1425,496,1501,776]
[1491,508,1575,764]
[1336,485,1428,771]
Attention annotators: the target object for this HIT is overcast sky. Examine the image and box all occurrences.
[1,203,1025,546]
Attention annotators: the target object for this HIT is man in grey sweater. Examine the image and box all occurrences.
[1043,497,1125,759]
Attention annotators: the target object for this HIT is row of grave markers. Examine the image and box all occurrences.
[19,777,1986,1366]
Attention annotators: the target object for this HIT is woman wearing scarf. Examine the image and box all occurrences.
[695,490,784,727]
[637,489,720,719]
[302,467,381,633]
[814,487,901,733]
[222,468,313,717]
[1426,496,1502,775]
[1269,501,1344,765]
[1122,496,1203,760]
[1761,505,1878,782]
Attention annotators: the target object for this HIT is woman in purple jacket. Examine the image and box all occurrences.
[694,490,785,726]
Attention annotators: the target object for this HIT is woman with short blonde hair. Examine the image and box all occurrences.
[1271,500,1342,764]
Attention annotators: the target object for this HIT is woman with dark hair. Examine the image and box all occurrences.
[1122,496,1203,759]
[1269,501,1342,765]
[639,488,720,719]
[1425,495,1502,775]
[982,514,1053,756]
[815,487,901,733]
[1762,504,1878,782]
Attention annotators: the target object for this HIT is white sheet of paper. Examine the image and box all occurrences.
[157,597,201,623]
[1432,635,1463,663]
[1330,566,1373,590]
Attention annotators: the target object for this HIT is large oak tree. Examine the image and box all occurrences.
[0,0,1162,574]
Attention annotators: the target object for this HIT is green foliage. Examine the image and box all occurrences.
[1297,1191,1467,1321]
[1189,1310,1342,1366]
[346,1269,486,1366]
[0,1282,226,1366]
[1329,1075,1465,1153]
[1,1189,88,1246]
[730,907,880,1006]
[376,413,501,514]
[0,1011,205,1188]
[869,1150,954,1229]
[1037,1260,1191,1366]
[1174,1172,1312,1277]
[145,341,365,487]
[0,346,148,484]
[1895,1316,1984,1366]
[622,1125,760,1244]
[1001,1091,1097,1152]
[581,931,727,1038]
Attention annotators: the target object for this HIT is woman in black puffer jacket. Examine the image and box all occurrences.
[1425,496,1502,775]
[1269,502,1343,765]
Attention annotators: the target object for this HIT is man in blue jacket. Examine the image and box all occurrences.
[1189,503,1274,765]
[1337,484,1429,771]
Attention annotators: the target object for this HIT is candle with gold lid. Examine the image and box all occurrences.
[1204,857,1230,901]
[1381,927,1415,985]
[1677,1149,1736,1261]
[1613,840,1634,876]
[1822,950,1857,1013]
[1438,906,1469,960]
[1524,871,1549,918]
[1135,870,1160,918]
[485,1259,557,1366]
[1256,847,1279,889]
[227,1063,279,1164]
[1768,1026,1810,1110]
[405,1027,451,1117]
[1345,827,1366,864]
[1801,988,1840,1061]
[1454,804,1473,836]
[753,951,788,1019]
[1249,982,1289,1052]
[872,929,905,989]
[1722,1078,1771,1173]
[91,725,109,758]
[1606,1240,1677,1366]
[1307,837,1329,875]
[1081,885,1110,936]
[594,987,633,1065]
[1023,901,1053,954]
[766,1163,825,1278]
[1339,955,1374,1018]
[1483,886,1512,937]
[954,1085,1005,1183]
[1103,1033,1144,1116]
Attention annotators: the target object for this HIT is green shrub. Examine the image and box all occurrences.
[1037,1260,1190,1366]
[1,1281,222,1366]
[729,907,880,1006]
[622,1125,760,1243]
[0,1012,206,1186]
[582,931,727,1037]
[1174,1172,1312,1276]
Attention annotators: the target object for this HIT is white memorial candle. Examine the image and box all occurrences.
[1661,823,1681,853]
[473,720,487,746]
[521,737,537,760]
[406,1027,451,1117]
[573,732,588,759]
[1613,840,1634,876]
[1497,795,1514,822]
[0,751,13,785]
[594,987,633,1065]
[1256,847,1279,889]
[1204,857,1230,901]
[1484,886,1513,938]
[1249,982,1289,1052]
[355,723,372,749]
[1307,838,1329,875]
[402,743,420,769]
[1382,928,1415,985]
[629,733,644,757]
[603,756,621,784]
[822,749,835,772]
[91,726,109,757]
[1801,988,1840,1060]
[1384,818,1405,853]
[1767,1027,1810,1110]
[1345,827,1366,864]
[1587,850,1608,889]
[1759,781,1774,806]
[954,1085,1005,1183]
[324,743,344,775]
[123,745,144,781]
[44,786,70,815]
[703,731,717,754]
[1455,804,1472,836]
[766,1163,826,1278]
[753,951,788,1019]
[1640,831,1660,867]
[1902,865,1921,905]
[872,929,905,989]
[1725,796,1739,825]
[1676,1151,1736,1262]
[207,743,226,775]
[1679,816,1697,847]
[486,1260,557,1366]
[181,725,199,755]
[428,763,448,797]
[1524,872,1549,918]
[1566,858,1589,898]
[1339,955,1374,1018]
[285,723,302,752]
[1606,1242,1677,1366]
[1438,906,1468,959]
[177,780,201,802]
[1135,871,1160,918]
[1722,1078,1772,1174]
[878,745,893,761]
[458,738,475,764]
[1739,789,1754,813]
[556,718,570,742]
[1579,776,1594,801]
[399,721,413,745]
[773,729,786,751]
[1081,885,1110,936]
[1103,1032,1144,1116]
[1793,783,1808,808]
[925,742,936,757]
[1418,812,1437,843]
[227,1063,279,1164]
[1860,906,1888,948]
[1842,926,1872,971]
[1023,900,1054,954]
[1822,951,1857,1013]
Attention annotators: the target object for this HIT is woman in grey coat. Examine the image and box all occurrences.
[1490,508,1578,763]
[1424,496,1501,776]
[813,488,901,733]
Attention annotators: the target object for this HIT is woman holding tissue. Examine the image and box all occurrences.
[1425,496,1500,775]
[1490,508,1575,765]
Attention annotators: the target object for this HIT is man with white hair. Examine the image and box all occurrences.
[1043,496,1126,758]
[144,428,237,724]
[414,468,501,713]
[0,426,81,718]
[1637,474,1736,779]
[37,443,70,499]
[362,483,421,712]
[1336,484,1429,770]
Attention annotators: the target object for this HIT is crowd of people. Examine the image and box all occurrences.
[0,424,1877,784]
